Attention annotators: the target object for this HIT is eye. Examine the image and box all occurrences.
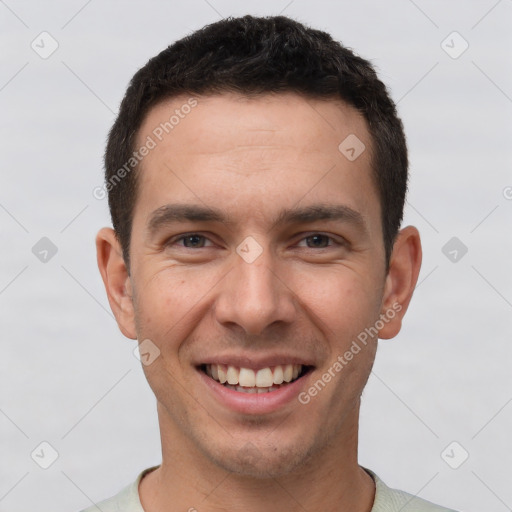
[169,233,213,248]
[296,233,340,249]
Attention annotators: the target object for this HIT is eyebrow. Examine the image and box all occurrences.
[147,203,368,236]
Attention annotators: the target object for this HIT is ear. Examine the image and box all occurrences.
[378,225,422,339]
[96,227,137,339]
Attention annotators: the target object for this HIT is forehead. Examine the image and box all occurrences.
[138,92,370,159]
[133,92,379,234]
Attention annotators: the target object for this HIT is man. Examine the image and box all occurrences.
[86,14,457,512]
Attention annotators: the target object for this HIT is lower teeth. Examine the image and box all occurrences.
[224,384,282,393]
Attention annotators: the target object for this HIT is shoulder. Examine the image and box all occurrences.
[366,468,460,512]
[77,466,159,512]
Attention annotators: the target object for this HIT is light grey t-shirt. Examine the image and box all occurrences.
[80,466,458,511]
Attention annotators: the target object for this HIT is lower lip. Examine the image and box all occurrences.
[198,368,312,415]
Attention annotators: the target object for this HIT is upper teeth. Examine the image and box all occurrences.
[206,364,302,387]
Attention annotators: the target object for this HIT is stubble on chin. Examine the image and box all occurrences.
[194,430,325,480]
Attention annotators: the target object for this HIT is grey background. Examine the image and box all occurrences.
[1,1,511,511]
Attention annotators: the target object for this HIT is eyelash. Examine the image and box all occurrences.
[167,232,343,250]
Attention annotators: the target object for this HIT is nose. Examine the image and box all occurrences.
[214,246,297,336]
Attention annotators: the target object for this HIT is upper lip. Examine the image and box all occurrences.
[194,353,315,370]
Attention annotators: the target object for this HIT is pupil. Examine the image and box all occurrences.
[309,235,327,248]
[184,235,203,247]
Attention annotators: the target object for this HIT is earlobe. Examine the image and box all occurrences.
[96,227,137,339]
[378,226,422,340]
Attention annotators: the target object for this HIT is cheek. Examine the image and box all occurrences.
[131,265,219,350]
[298,267,381,345]
[131,270,207,410]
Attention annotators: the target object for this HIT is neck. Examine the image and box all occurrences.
[139,403,375,512]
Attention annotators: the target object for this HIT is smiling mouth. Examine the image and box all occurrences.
[199,363,313,393]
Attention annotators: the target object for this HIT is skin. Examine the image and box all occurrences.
[97,92,422,511]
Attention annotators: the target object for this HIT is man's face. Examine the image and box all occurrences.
[124,93,391,477]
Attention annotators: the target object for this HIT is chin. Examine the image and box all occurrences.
[201,435,318,479]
